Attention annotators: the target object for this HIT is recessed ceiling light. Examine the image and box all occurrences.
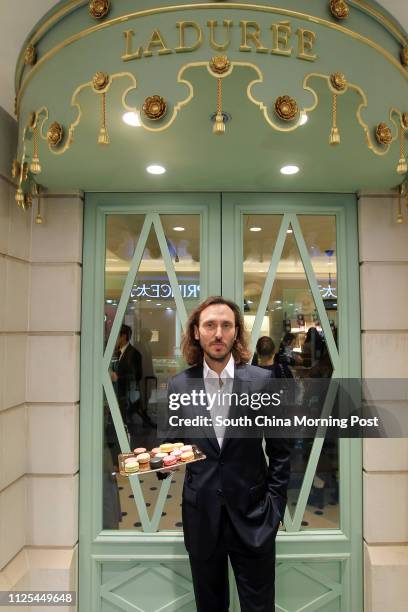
[173,226,185,232]
[299,112,308,126]
[147,164,166,175]
[287,228,293,234]
[280,165,300,175]
[156,303,162,306]
[146,299,151,302]
[250,227,262,232]
[122,111,141,127]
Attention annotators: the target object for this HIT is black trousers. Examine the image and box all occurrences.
[188,505,276,612]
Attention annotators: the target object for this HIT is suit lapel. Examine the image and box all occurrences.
[188,367,220,454]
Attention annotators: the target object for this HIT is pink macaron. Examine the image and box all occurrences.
[170,449,182,458]
[180,445,192,452]
[163,455,177,467]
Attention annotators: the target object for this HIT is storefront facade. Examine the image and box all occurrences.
[0,1,407,611]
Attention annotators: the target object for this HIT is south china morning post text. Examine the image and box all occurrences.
[157,379,408,439]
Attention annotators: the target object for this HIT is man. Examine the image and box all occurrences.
[111,324,154,427]
[159,297,291,612]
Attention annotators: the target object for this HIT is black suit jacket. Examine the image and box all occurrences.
[163,363,291,560]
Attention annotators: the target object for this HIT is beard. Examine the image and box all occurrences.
[203,340,235,362]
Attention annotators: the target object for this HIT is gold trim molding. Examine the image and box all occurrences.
[15,3,408,116]
[16,62,405,161]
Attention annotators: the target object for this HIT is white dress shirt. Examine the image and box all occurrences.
[203,354,234,448]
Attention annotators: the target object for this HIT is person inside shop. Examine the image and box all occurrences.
[274,332,302,376]
[110,324,155,429]
[158,296,291,612]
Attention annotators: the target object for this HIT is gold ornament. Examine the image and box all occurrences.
[21,162,29,181]
[15,188,24,206]
[330,72,347,92]
[34,184,43,224]
[11,159,21,180]
[209,55,231,75]
[30,123,41,174]
[142,95,167,121]
[213,79,226,135]
[329,0,350,20]
[89,0,110,19]
[401,46,408,67]
[397,125,407,175]
[375,123,392,146]
[23,193,33,210]
[330,93,340,145]
[402,113,408,129]
[92,71,110,91]
[24,44,37,66]
[47,122,64,147]
[98,92,110,145]
[274,96,298,121]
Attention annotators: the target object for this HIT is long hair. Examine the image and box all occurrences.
[181,296,251,366]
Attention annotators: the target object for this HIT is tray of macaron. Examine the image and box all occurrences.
[118,443,206,476]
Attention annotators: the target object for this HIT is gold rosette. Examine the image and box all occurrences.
[274,96,298,121]
[92,71,110,91]
[209,56,231,75]
[329,0,350,20]
[330,73,347,92]
[47,122,64,147]
[89,0,110,19]
[375,123,393,146]
[142,95,167,120]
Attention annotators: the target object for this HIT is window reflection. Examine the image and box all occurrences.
[244,214,339,529]
[103,214,200,531]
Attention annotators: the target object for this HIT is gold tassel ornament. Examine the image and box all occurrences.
[213,78,225,135]
[397,124,407,175]
[15,188,24,206]
[34,184,43,224]
[329,93,340,145]
[397,191,404,224]
[98,91,110,145]
[30,124,41,175]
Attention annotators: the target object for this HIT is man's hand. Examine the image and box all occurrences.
[110,371,118,382]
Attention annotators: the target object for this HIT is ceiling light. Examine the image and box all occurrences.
[146,299,151,302]
[156,303,162,306]
[147,164,166,175]
[287,228,293,234]
[250,226,262,232]
[280,165,300,175]
[122,111,141,127]
[173,226,185,232]
[299,112,308,126]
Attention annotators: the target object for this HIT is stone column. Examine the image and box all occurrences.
[359,194,408,612]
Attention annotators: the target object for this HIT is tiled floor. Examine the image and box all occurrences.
[115,473,339,532]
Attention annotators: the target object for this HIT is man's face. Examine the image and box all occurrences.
[194,304,237,362]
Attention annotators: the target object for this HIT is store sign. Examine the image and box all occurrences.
[122,20,317,62]
[132,283,200,299]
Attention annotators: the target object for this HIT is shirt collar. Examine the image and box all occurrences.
[203,353,235,380]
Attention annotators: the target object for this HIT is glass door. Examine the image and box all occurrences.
[80,193,362,612]
[222,194,362,612]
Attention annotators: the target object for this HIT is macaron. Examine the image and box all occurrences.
[180,445,192,452]
[160,443,174,453]
[124,458,139,473]
[136,452,150,465]
[150,447,160,456]
[149,456,163,469]
[155,452,168,458]
[163,455,178,467]
[173,442,184,449]
[180,451,194,462]
[133,447,146,455]
[170,449,182,458]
